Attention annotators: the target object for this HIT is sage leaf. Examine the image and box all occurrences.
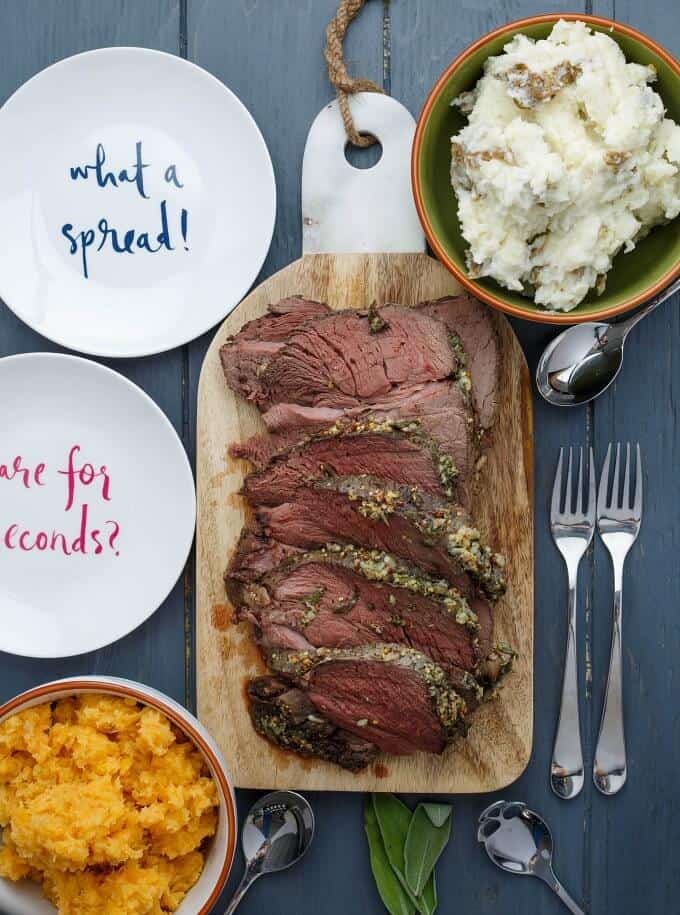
[422,803,452,829]
[372,795,438,915]
[365,797,415,915]
[373,794,411,873]
[419,872,437,915]
[404,803,453,897]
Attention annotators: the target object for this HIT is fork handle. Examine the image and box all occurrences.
[594,571,627,795]
[551,566,584,799]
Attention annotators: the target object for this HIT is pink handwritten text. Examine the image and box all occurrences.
[58,444,112,512]
[0,445,121,558]
[0,455,46,488]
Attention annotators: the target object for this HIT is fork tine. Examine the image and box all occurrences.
[565,447,573,514]
[587,447,596,522]
[575,447,584,515]
[598,444,611,517]
[633,442,643,518]
[551,448,564,520]
[610,443,621,509]
[622,442,631,509]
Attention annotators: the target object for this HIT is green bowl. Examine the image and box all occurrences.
[412,14,680,324]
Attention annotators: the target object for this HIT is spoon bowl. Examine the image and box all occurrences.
[242,790,315,875]
[478,801,555,880]
[225,790,315,914]
[536,277,680,406]
[478,800,586,914]
[537,322,624,406]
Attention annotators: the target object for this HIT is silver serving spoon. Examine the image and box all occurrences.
[536,276,680,406]
[478,800,586,915]
[224,790,315,914]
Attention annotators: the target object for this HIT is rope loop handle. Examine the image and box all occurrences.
[324,0,384,147]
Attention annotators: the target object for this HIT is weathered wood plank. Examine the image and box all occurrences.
[0,1,188,705]
[0,3,676,915]
[586,3,679,912]
[602,0,678,47]
[588,296,680,914]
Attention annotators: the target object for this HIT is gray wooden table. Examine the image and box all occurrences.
[0,2,678,913]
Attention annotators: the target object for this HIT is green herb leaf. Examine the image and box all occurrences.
[372,795,438,915]
[365,797,415,915]
[419,872,437,915]
[404,803,453,897]
[373,794,412,873]
[422,803,452,829]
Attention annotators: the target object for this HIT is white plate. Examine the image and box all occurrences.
[0,48,276,357]
[0,354,196,657]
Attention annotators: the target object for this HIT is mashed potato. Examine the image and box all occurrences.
[450,19,680,311]
[0,696,219,914]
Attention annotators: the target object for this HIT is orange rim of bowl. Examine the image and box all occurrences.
[0,680,236,914]
[412,13,680,324]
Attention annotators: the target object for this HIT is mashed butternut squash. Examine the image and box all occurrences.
[0,695,219,914]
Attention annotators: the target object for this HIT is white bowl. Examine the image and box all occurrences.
[0,676,237,915]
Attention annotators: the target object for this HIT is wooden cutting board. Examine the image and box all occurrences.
[196,251,533,792]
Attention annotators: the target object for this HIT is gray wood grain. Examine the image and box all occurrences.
[0,2,677,914]
[587,3,679,912]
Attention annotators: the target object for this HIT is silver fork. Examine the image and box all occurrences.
[550,447,596,799]
[593,442,643,796]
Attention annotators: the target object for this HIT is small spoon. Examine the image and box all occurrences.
[478,800,586,915]
[536,276,680,406]
[224,790,315,914]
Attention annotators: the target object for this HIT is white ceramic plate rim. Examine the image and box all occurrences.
[0,47,276,358]
[0,352,196,657]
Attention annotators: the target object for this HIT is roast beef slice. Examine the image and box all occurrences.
[256,477,506,600]
[247,675,378,771]
[236,380,476,485]
[222,304,461,411]
[220,297,331,401]
[243,423,462,506]
[231,547,490,672]
[264,643,467,756]
[417,295,499,432]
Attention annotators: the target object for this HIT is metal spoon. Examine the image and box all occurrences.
[477,800,586,915]
[224,790,315,914]
[536,276,680,406]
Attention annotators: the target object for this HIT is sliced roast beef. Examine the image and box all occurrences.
[256,477,506,600]
[224,526,302,608]
[229,539,491,673]
[220,297,331,401]
[264,644,467,755]
[247,676,378,771]
[235,381,476,489]
[221,293,513,772]
[243,421,462,505]
[228,529,486,630]
[417,295,499,432]
[222,305,461,411]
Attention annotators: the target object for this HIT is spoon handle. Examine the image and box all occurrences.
[553,877,587,915]
[223,870,258,915]
[618,275,680,336]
